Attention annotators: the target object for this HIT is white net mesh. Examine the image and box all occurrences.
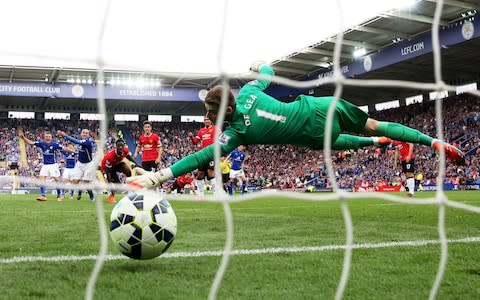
[1,0,480,299]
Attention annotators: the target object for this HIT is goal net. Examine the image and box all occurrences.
[1,0,479,300]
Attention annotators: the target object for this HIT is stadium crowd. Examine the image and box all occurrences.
[1,93,479,191]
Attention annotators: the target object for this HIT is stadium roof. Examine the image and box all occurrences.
[0,0,479,114]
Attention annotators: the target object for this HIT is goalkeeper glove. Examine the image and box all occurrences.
[126,167,173,189]
[249,60,267,72]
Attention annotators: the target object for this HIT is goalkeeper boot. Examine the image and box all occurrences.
[432,140,465,165]
[377,137,392,146]
[372,137,392,146]
[373,136,393,147]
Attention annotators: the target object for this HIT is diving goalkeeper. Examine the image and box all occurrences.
[127,62,464,189]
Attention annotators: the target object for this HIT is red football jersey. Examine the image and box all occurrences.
[394,141,414,161]
[176,174,194,188]
[191,125,216,149]
[101,147,129,172]
[138,133,161,162]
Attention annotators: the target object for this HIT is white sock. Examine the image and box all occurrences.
[210,178,218,192]
[197,179,205,196]
[407,177,415,195]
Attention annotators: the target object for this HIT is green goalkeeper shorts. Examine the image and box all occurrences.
[298,96,370,149]
[334,98,369,133]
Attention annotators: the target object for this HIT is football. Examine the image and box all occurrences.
[109,191,177,259]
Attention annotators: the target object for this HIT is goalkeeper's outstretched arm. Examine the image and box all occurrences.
[127,131,243,189]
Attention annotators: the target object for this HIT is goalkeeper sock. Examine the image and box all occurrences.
[333,134,376,150]
[197,179,205,196]
[376,122,433,146]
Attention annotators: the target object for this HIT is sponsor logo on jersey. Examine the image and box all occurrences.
[218,133,231,145]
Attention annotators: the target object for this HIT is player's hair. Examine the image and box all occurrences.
[143,120,152,127]
[115,139,125,146]
[205,85,236,110]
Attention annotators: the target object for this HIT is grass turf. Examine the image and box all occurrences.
[0,191,479,299]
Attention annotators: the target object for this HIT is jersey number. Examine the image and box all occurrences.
[255,109,286,123]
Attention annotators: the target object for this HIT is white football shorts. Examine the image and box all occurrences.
[73,161,97,181]
[39,163,61,178]
[229,169,245,179]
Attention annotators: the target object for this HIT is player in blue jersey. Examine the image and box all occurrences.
[61,143,77,200]
[228,145,248,195]
[19,131,66,201]
[58,129,96,201]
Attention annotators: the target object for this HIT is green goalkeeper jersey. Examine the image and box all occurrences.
[170,64,368,176]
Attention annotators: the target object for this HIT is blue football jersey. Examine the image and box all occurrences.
[230,150,245,171]
[64,135,94,163]
[62,150,77,169]
[35,141,63,164]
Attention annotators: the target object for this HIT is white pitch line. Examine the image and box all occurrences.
[1,237,479,265]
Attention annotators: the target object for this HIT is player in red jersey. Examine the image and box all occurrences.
[133,120,163,171]
[187,116,217,196]
[101,139,139,203]
[167,172,194,194]
[394,140,415,197]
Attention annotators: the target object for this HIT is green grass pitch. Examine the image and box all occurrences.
[0,191,479,299]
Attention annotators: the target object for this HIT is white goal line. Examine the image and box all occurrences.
[2,236,479,265]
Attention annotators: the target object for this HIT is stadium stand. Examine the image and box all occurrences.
[2,93,479,191]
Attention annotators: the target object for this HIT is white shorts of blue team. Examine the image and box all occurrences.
[62,167,76,181]
[39,163,61,178]
[229,169,245,179]
[73,161,97,181]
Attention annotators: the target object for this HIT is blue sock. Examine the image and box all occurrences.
[87,190,94,200]
[70,190,74,197]
[56,189,62,197]
[228,182,234,195]
[241,183,247,194]
[40,186,46,196]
